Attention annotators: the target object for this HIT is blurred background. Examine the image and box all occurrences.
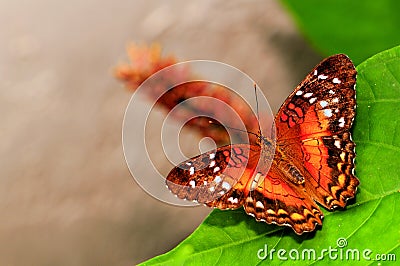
[1,0,333,265]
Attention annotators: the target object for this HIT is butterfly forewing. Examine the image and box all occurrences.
[275,54,359,210]
[277,54,356,138]
[166,144,261,208]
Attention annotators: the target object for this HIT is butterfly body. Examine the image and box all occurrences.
[166,54,359,234]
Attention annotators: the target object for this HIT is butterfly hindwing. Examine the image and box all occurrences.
[243,165,323,234]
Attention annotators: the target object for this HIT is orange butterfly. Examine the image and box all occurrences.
[166,54,359,234]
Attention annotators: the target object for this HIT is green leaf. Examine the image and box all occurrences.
[141,46,400,265]
[280,0,400,65]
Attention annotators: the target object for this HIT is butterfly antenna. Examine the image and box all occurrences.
[208,120,259,139]
[253,83,262,140]
[207,84,263,142]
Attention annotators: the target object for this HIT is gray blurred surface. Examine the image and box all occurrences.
[0,0,321,265]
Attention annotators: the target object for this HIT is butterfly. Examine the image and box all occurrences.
[166,54,359,235]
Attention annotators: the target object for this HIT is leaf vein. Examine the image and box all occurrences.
[356,140,400,152]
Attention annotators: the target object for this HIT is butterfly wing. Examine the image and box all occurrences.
[165,54,359,235]
[166,144,261,209]
[275,54,359,210]
[244,163,323,235]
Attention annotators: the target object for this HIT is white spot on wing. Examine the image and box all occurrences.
[209,160,216,167]
[186,162,192,166]
[214,175,222,183]
[329,90,335,94]
[314,70,318,75]
[296,90,303,96]
[213,166,220,173]
[334,140,341,149]
[209,186,215,192]
[228,197,239,204]
[333,78,341,84]
[339,117,345,127]
[256,201,264,209]
[332,97,339,103]
[324,109,333,117]
[304,92,313,98]
[189,180,196,188]
[319,100,328,108]
[309,97,317,104]
[318,74,328,80]
[189,167,195,175]
[209,153,215,159]
[222,181,231,190]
